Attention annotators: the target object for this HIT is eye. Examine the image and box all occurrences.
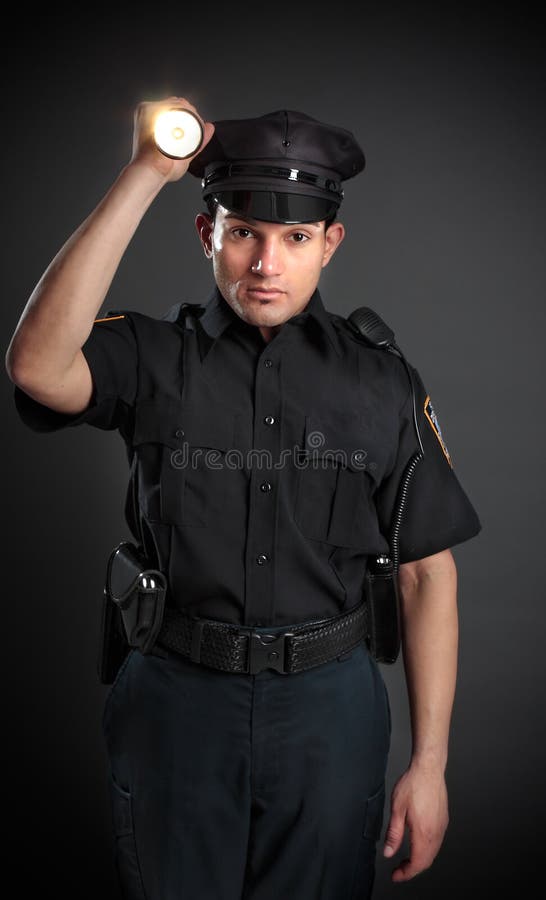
[288,232,310,243]
[232,227,254,239]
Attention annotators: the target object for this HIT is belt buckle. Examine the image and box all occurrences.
[247,631,294,674]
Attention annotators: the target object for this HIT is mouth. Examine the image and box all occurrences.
[246,287,285,298]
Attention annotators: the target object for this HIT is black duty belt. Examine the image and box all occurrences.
[156,600,368,675]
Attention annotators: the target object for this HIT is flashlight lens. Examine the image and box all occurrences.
[154,108,203,159]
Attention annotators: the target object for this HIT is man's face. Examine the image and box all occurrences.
[195,204,345,330]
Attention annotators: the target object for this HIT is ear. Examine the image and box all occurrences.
[321,221,345,268]
[195,212,214,259]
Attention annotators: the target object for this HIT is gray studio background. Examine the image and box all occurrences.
[3,6,544,898]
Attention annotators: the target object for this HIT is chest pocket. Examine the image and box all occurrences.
[293,414,386,549]
[132,397,235,527]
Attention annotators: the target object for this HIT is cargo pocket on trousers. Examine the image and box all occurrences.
[102,649,134,735]
[350,782,386,899]
[108,772,146,899]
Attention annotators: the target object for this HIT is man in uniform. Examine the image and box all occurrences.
[6,97,481,899]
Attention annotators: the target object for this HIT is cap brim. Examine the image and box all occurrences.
[208,190,339,224]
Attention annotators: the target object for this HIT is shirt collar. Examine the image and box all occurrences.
[199,286,343,357]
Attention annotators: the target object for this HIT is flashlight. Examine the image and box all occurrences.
[153,108,204,160]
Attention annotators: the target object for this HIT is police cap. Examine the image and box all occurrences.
[188,109,365,224]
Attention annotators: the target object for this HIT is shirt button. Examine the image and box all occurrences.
[256,554,269,565]
[264,415,275,426]
[175,428,185,438]
[260,481,272,492]
[264,359,273,368]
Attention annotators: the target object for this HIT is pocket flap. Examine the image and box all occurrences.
[109,772,133,837]
[134,398,234,451]
[363,782,386,840]
[133,397,186,449]
[179,404,235,451]
[302,414,371,473]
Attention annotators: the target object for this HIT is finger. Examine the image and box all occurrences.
[201,121,215,148]
[134,97,200,126]
[168,96,198,114]
[383,810,405,858]
[390,833,437,882]
[391,854,430,882]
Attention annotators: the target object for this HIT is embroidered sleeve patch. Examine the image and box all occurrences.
[424,395,453,467]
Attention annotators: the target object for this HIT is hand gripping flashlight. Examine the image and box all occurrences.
[153,107,204,160]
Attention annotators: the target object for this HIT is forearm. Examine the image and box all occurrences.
[398,549,458,772]
[6,161,167,384]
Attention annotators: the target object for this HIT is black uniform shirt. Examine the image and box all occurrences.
[13,287,481,627]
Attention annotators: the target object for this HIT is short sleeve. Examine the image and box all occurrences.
[13,312,138,434]
[375,363,481,563]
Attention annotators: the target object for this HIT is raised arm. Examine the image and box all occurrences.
[5,97,214,415]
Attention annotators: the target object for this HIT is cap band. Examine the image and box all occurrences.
[203,163,343,201]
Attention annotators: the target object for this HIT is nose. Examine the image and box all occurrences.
[250,237,283,276]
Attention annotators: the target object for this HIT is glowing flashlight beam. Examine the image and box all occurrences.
[153,108,204,159]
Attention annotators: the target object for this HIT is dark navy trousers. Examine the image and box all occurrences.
[102,627,391,900]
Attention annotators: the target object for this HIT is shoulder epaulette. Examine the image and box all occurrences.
[94,314,126,323]
[94,310,126,323]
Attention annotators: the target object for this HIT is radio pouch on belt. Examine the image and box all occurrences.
[364,555,401,665]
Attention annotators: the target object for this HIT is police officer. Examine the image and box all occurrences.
[6,97,481,899]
